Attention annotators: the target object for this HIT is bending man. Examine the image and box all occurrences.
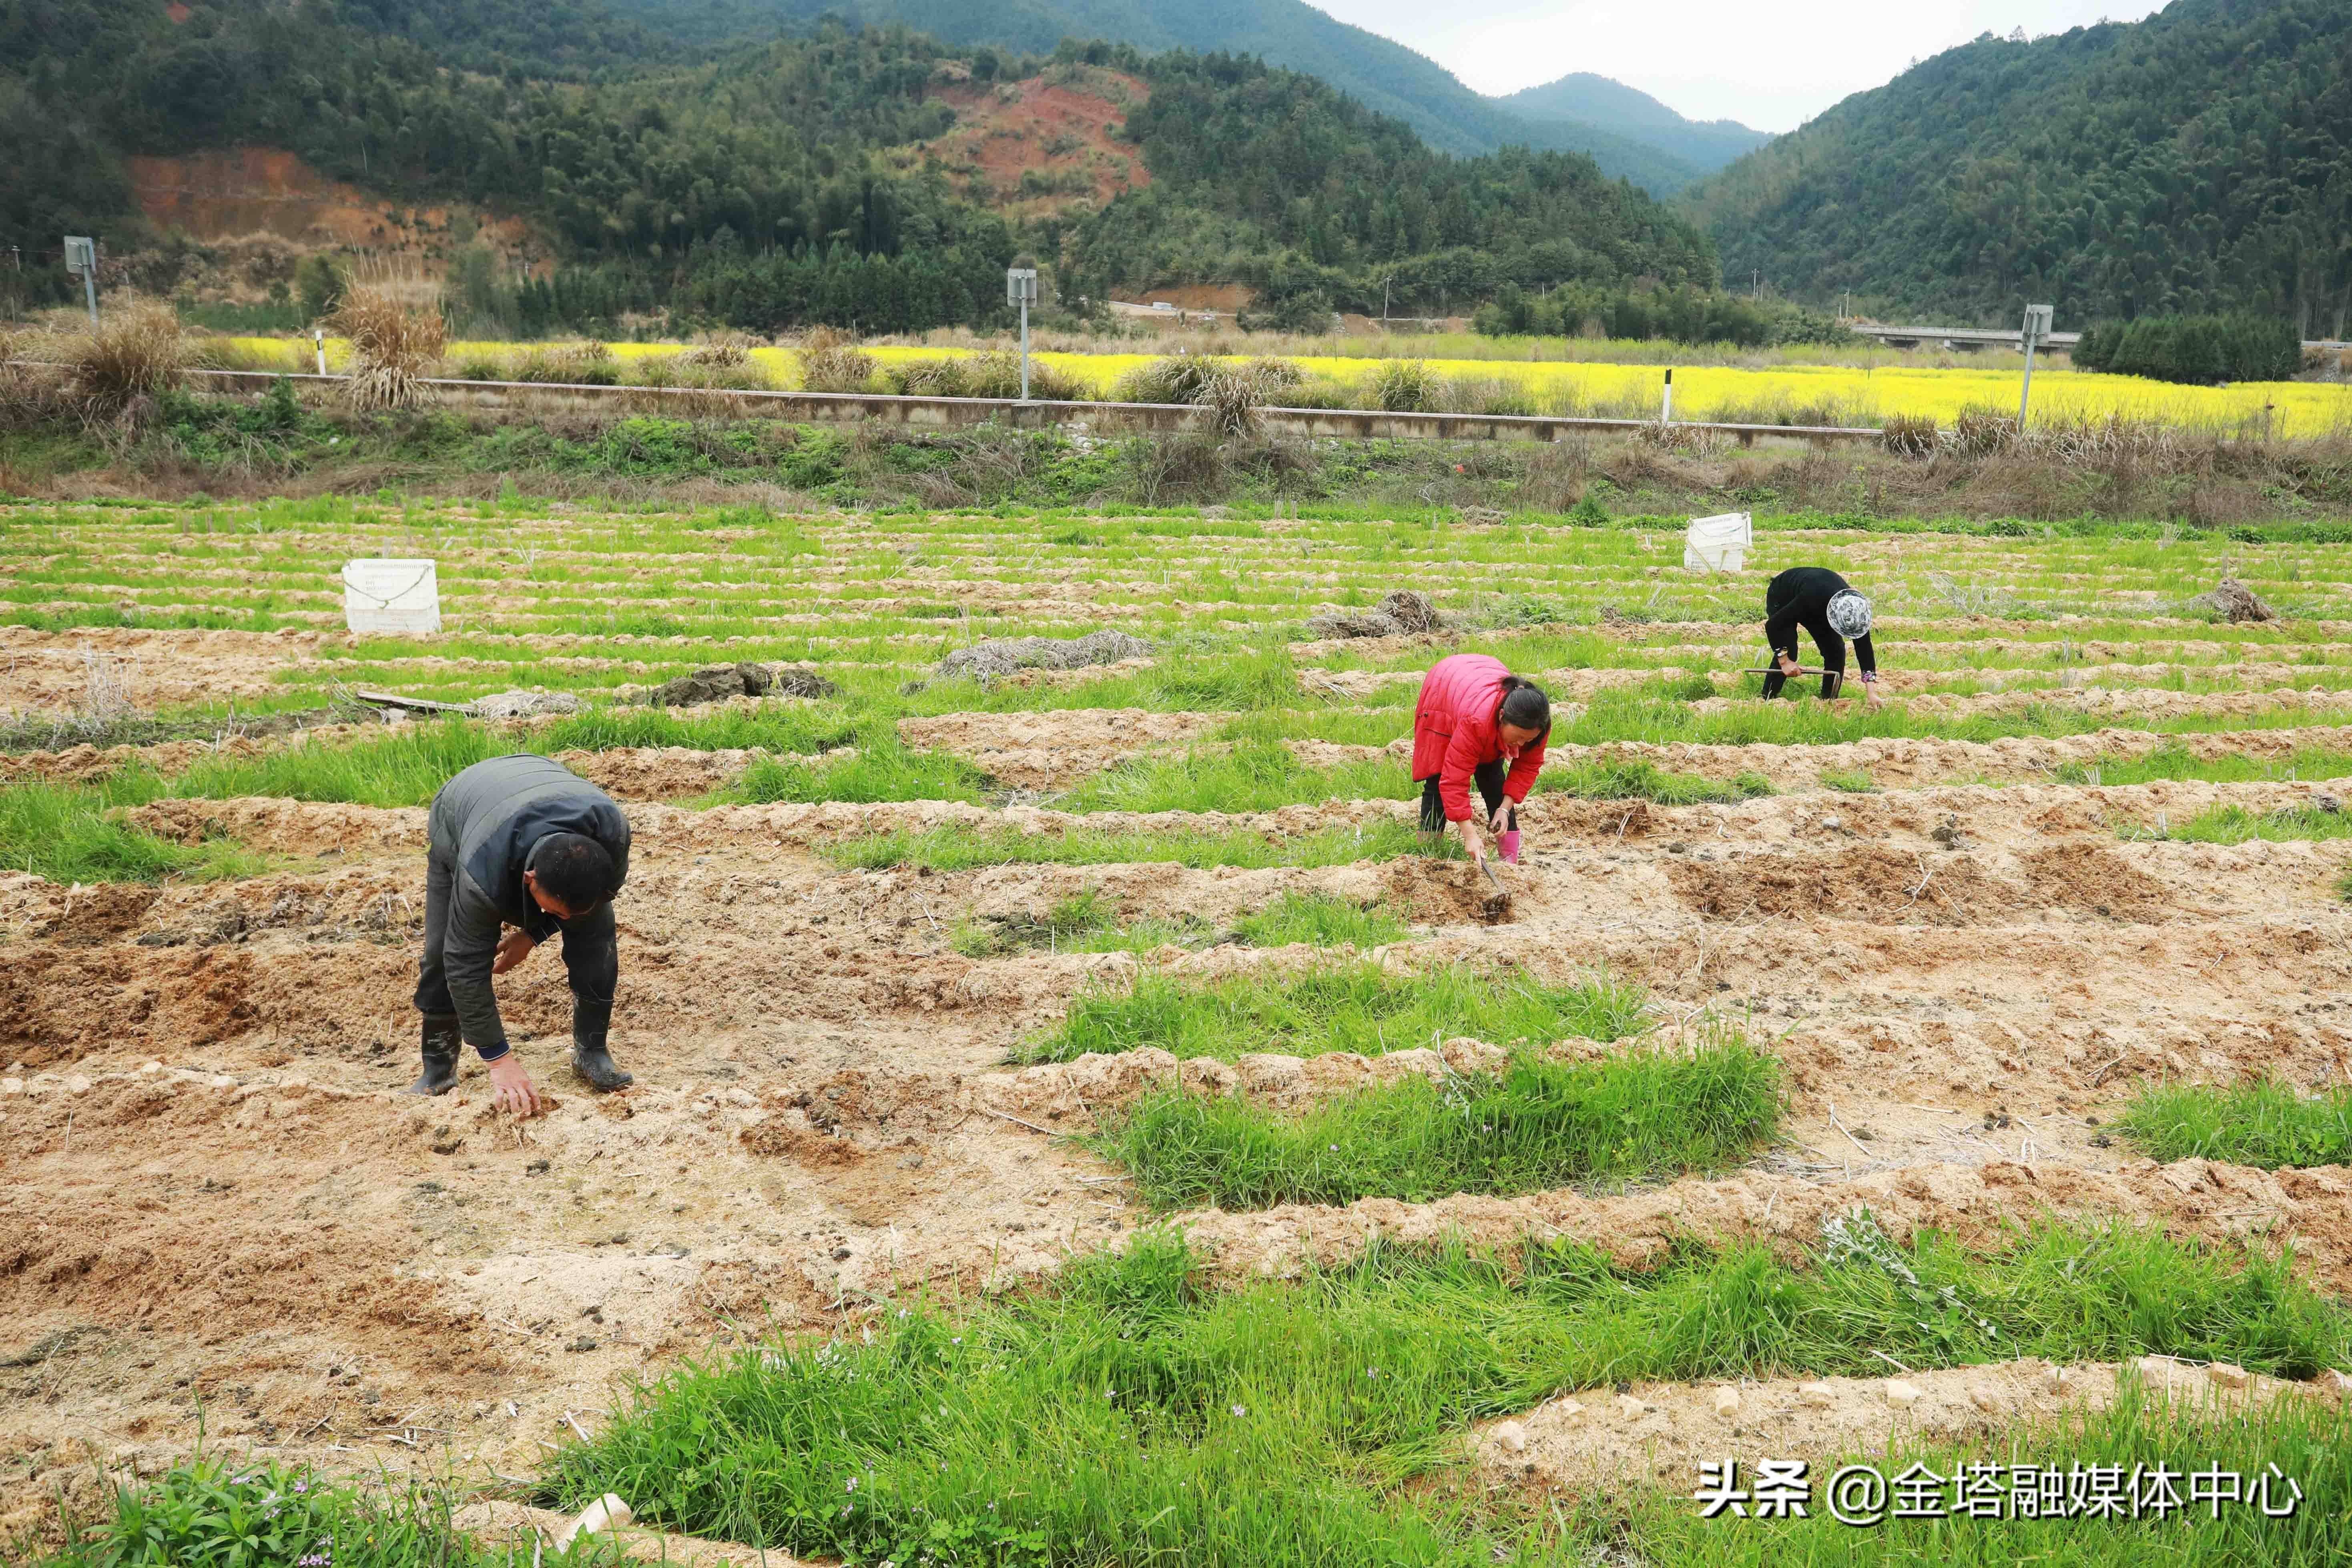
[1411,653,1551,866]
[409,753,635,1114]
[1761,566,1883,705]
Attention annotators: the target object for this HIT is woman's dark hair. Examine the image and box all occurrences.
[527,832,618,911]
[1495,675,1551,738]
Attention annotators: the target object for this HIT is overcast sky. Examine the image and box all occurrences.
[1308,0,2168,132]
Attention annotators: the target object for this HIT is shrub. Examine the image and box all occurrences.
[61,301,187,423]
[1111,353,1219,405]
[329,284,445,410]
[1372,358,1435,412]
[880,355,972,397]
[1194,366,1259,435]
[1881,412,1938,456]
[511,341,618,385]
[955,349,1087,401]
[1237,288,1334,333]
[684,335,753,367]
[1952,403,2014,456]
[799,340,877,393]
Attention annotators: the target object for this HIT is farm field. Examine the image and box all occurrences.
[6,495,2352,1562]
[217,335,2352,434]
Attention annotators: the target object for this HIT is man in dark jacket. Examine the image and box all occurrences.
[1760,566,1884,705]
[409,753,635,1113]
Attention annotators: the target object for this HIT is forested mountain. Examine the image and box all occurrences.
[1497,73,1768,174]
[1685,0,2352,330]
[0,0,1717,330]
[601,0,1722,191]
[1063,51,1716,311]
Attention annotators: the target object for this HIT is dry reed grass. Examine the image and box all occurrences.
[329,263,446,411]
[799,325,877,393]
[58,302,188,426]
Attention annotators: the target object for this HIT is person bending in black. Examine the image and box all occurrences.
[1760,566,1884,705]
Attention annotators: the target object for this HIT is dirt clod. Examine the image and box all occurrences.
[641,663,779,707]
[1306,589,1439,640]
[936,630,1152,684]
[2210,577,2278,624]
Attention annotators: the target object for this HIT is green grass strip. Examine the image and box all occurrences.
[48,1456,515,1568]
[1020,962,1650,1066]
[1230,890,1411,949]
[733,743,995,806]
[536,1226,2351,1566]
[2114,1078,2352,1169]
[2054,743,2352,789]
[165,720,504,807]
[1096,1041,1781,1209]
[1538,758,1774,805]
[2122,802,2352,844]
[1055,735,1409,815]
[538,702,861,755]
[823,820,1439,872]
[0,780,262,883]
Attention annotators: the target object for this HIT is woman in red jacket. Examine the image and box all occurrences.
[1410,653,1551,866]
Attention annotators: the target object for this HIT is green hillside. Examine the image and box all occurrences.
[1684,0,2352,327]
[1497,72,1768,173]
[603,0,1715,191]
[0,0,1716,330]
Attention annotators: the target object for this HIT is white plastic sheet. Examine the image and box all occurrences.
[342,558,442,634]
[1683,511,1752,573]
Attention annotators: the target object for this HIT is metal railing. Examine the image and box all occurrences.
[171,366,1888,446]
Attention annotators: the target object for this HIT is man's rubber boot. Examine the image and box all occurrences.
[570,998,633,1092]
[406,1012,462,1096]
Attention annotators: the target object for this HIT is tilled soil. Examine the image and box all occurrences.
[0,625,326,713]
[7,757,2352,1526]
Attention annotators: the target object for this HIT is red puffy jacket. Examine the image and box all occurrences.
[1409,654,1548,823]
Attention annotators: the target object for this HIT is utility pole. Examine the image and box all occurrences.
[2016,303,2053,434]
[1005,265,1038,401]
[64,236,98,326]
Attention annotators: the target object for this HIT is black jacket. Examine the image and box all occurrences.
[427,754,630,1050]
[1764,566,1875,677]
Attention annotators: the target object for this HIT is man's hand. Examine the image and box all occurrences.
[491,928,535,975]
[486,1053,543,1118]
[1776,653,1804,677]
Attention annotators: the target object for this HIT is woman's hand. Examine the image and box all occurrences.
[1458,818,1488,864]
[1863,678,1886,707]
[1776,653,1804,678]
[1487,803,1515,834]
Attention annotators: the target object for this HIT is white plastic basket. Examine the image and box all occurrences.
[342,558,442,634]
[1683,511,1752,573]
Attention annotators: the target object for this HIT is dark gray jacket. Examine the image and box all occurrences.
[428,754,630,1050]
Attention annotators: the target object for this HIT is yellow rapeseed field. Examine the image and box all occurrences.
[228,337,2352,436]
